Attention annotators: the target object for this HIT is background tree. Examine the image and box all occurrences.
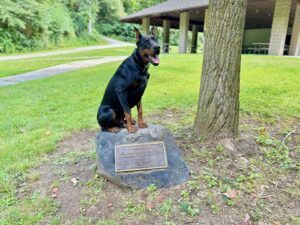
[122,0,138,14]
[98,0,124,23]
[39,2,75,45]
[0,0,166,53]
[122,0,165,13]
[194,0,247,138]
[78,0,100,35]
[138,0,163,9]
[0,0,39,51]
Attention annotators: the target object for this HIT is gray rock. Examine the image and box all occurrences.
[96,125,189,189]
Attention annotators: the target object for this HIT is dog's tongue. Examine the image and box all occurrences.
[150,55,160,65]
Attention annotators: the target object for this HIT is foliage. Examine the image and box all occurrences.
[0,0,102,53]
[179,201,200,216]
[39,2,75,46]
[0,0,37,52]
[256,131,298,170]
[159,199,173,218]
[65,0,100,35]
[123,0,165,14]
[0,0,169,53]
[147,184,157,193]
[95,0,173,43]
[125,200,146,215]
[98,0,125,23]
[96,21,136,42]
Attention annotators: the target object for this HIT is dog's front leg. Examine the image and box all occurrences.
[124,112,137,133]
[137,100,148,128]
[116,90,137,133]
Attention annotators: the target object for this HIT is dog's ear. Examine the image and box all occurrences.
[134,26,142,42]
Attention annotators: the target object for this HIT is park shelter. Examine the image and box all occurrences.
[121,0,300,56]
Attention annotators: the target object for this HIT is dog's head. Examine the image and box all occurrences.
[135,27,160,66]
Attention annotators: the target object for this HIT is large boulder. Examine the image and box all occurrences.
[96,125,189,189]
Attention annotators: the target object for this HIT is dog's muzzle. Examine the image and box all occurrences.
[148,46,160,66]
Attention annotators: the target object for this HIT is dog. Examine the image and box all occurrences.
[97,27,160,133]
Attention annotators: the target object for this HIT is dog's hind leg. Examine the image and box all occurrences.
[97,105,120,133]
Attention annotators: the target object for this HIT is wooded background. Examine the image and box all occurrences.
[0,0,170,53]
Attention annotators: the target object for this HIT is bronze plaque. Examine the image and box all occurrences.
[115,142,168,173]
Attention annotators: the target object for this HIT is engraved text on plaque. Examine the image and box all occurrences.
[115,142,168,173]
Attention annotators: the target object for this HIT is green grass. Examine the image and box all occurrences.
[0,46,133,78]
[240,55,300,116]
[0,54,299,224]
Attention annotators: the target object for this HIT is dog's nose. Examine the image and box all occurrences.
[154,46,160,54]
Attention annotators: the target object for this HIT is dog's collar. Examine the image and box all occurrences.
[133,49,150,73]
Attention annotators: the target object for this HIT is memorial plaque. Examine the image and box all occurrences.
[115,142,168,173]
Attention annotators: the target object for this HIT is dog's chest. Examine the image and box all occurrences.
[129,76,148,92]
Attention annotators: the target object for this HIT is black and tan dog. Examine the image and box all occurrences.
[97,28,160,133]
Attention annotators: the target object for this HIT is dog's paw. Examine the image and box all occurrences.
[107,127,121,133]
[127,126,138,133]
[124,119,136,125]
[138,123,148,129]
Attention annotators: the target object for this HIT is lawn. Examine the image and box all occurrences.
[0,46,133,78]
[0,54,299,224]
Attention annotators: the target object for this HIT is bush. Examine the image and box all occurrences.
[96,21,136,42]
[0,0,103,53]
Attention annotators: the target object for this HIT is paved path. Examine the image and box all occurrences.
[0,56,127,87]
[0,37,133,62]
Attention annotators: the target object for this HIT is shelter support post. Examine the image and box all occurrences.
[179,12,190,53]
[191,25,199,53]
[142,17,150,35]
[289,1,300,56]
[163,20,171,53]
[268,0,292,55]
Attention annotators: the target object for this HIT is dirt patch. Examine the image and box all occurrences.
[18,112,300,225]
[18,130,96,221]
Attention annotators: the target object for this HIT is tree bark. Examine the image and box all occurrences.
[194,0,247,138]
[88,14,93,35]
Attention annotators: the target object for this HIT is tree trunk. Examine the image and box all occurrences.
[88,15,93,35]
[194,0,247,138]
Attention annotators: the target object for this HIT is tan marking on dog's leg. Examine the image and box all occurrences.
[124,112,137,133]
[137,101,148,129]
